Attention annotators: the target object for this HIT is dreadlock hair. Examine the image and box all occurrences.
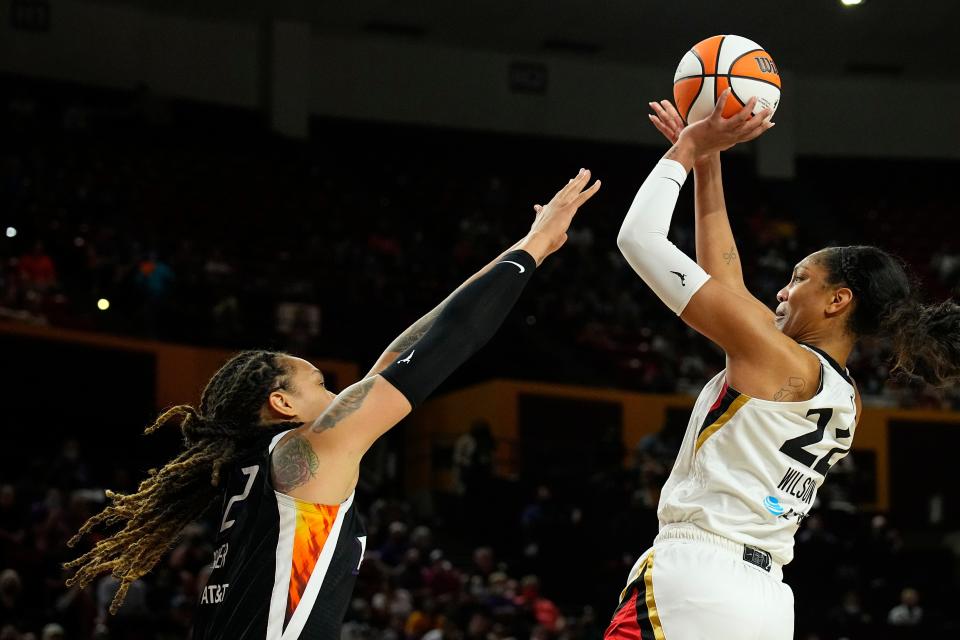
[64,350,303,613]
[821,246,960,387]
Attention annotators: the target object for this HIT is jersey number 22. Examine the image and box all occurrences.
[779,408,850,475]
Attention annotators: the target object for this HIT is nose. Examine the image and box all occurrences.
[776,287,788,303]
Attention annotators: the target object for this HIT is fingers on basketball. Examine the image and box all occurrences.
[733,97,758,124]
[711,88,732,119]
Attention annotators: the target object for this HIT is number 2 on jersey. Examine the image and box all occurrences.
[779,408,850,475]
[220,465,260,533]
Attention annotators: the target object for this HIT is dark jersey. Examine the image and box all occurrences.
[192,431,366,640]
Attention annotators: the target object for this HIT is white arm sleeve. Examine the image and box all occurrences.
[616,159,711,315]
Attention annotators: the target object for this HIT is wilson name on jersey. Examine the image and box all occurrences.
[658,344,857,565]
[192,431,366,640]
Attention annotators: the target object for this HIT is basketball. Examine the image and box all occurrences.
[673,35,781,124]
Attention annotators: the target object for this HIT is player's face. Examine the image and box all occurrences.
[774,252,835,338]
[278,356,336,426]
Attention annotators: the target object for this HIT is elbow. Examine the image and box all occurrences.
[616,228,637,256]
[617,228,652,260]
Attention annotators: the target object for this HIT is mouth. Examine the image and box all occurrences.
[775,308,786,322]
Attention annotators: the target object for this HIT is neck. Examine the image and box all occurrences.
[796,330,855,368]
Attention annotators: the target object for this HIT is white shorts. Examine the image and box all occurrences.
[604,523,794,640]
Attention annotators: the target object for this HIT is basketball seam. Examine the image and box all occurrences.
[675,74,782,91]
[683,49,707,124]
[714,36,726,102]
[727,47,765,73]
[690,48,706,76]
[726,47,766,111]
[728,80,748,111]
[682,78,705,126]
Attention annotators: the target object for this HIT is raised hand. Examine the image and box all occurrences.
[648,99,686,145]
[675,89,774,161]
[522,168,601,263]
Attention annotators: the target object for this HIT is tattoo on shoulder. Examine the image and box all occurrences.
[723,246,738,265]
[272,435,319,493]
[313,377,376,432]
[773,377,806,401]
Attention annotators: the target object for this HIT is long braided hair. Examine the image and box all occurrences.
[65,350,303,613]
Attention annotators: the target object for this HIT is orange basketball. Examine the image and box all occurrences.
[673,35,781,124]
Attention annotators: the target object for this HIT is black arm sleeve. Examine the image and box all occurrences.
[380,249,537,407]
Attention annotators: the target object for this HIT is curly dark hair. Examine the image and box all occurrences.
[64,350,302,613]
[821,246,960,387]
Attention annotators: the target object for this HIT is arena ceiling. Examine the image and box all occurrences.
[89,0,960,79]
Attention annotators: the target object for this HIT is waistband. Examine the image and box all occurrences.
[655,523,784,580]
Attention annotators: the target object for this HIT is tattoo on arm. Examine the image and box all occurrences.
[383,243,521,360]
[664,145,681,161]
[385,304,444,354]
[773,377,806,401]
[272,435,320,493]
[313,377,376,432]
[722,246,738,265]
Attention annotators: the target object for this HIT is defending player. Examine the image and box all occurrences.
[606,90,960,639]
[65,169,601,639]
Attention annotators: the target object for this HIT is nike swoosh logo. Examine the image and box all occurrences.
[500,260,525,274]
[663,177,682,189]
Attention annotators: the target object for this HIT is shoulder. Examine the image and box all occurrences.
[727,341,823,403]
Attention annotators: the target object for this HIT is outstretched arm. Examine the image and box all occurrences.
[649,100,756,300]
[619,92,807,398]
[276,170,600,502]
[364,240,523,378]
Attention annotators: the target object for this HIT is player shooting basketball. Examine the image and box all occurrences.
[605,90,960,639]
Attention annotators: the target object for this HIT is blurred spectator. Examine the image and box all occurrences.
[405,597,443,639]
[135,252,174,300]
[341,598,376,640]
[378,522,409,568]
[469,547,496,587]
[134,251,174,336]
[887,587,923,626]
[0,570,25,631]
[421,550,461,599]
[0,486,26,552]
[514,576,561,633]
[452,422,495,497]
[275,300,322,354]
[40,624,64,640]
[18,242,57,291]
[826,590,871,636]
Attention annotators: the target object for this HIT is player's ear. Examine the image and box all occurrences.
[825,287,854,318]
[267,390,297,419]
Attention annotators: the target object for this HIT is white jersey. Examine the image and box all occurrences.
[658,344,858,565]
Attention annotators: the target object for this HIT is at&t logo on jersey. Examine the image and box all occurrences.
[200,583,229,605]
[763,496,784,516]
[761,494,811,524]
